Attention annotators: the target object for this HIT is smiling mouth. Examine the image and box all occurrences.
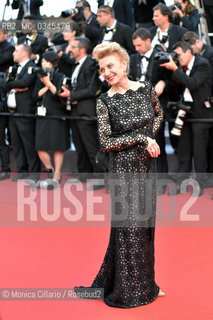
[106,75,114,81]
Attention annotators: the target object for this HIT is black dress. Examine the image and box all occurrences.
[33,71,70,151]
[91,82,163,308]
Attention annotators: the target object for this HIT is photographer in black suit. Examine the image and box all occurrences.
[129,28,172,192]
[97,0,133,28]
[5,44,41,181]
[58,37,102,188]
[96,5,135,55]
[161,41,213,195]
[150,3,188,53]
[182,30,213,177]
[18,15,48,65]
[12,0,43,20]
[0,29,15,181]
[82,1,101,49]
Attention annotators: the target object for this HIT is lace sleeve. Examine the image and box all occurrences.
[96,98,148,152]
[151,86,163,136]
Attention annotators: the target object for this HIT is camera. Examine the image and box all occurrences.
[57,76,72,94]
[167,101,192,136]
[61,6,84,22]
[169,2,182,11]
[154,51,178,64]
[48,44,65,53]
[28,67,53,78]
[4,65,19,82]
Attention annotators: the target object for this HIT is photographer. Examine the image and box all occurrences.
[0,29,15,180]
[161,40,213,195]
[18,15,48,65]
[5,44,41,182]
[12,0,43,20]
[150,3,188,53]
[31,51,70,189]
[172,0,200,34]
[130,28,172,189]
[82,1,101,49]
[57,21,82,77]
[58,37,103,189]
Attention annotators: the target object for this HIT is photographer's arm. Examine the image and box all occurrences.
[40,73,57,95]
[5,72,36,91]
[160,56,178,72]
[172,62,211,91]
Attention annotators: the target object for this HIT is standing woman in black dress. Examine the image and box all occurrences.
[33,51,70,188]
[75,42,165,308]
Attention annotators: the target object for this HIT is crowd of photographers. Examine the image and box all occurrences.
[0,0,213,195]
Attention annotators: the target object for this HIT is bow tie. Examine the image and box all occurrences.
[26,36,32,43]
[104,27,114,34]
[181,66,188,72]
[140,55,150,61]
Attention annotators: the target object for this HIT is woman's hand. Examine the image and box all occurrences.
[146,137,160,158]
[173,5,184,18]
[40,73,51,86]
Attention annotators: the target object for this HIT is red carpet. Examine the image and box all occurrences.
[0,175,213,320]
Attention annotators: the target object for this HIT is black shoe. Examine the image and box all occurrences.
[12,173,29,181]
[156,185,167,196]
[37,179,60,190]
[87,179,105,191]
[192,184,204,197]
[203,177,213,188]
[66,177,87,183]
[168,184,181,196]
[0,172,10,181]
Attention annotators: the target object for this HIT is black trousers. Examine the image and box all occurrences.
[0,116,10,172]
[71,119,99,175]
[155,121,168,175]
[176,121,213,184]
[9,117,40,173]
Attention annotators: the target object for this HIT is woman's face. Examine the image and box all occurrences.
[99,54,127,86]
[41,58,53,69]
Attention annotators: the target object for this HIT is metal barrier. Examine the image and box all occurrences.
[0,112,213,123]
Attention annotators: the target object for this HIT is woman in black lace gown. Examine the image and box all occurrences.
[76,42,164,308]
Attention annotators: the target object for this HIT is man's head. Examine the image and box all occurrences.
[0,29,8,43]
[153,3,173,29]
[82,0,91,20]
[22,15,37,35]
[173,41,194,67]
[132,28,152,55]
[182,31,203,54]
[70,36,91,61]
[96,6,115,28]
[13,44,31,63]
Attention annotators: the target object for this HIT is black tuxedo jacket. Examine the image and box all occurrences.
[70,56,100,118]
[172,55,213,119]
[200,43,213,71]
[12,0,43,20]
[85,13,101,48]
[0,40,15,72]
[99,21,135,55]
[5,60,37,114]
[98,0,133,27]
[18,33,48,57]
[129,50,168,84]
[149,23,188,52]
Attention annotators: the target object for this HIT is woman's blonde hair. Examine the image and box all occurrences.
[92,42,130,74]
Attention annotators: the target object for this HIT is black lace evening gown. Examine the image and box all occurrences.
[88,82,163,308]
